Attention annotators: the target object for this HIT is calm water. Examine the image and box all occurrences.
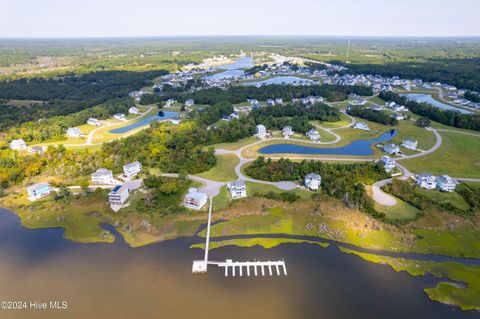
[204,56,254,80]
[259,130,396,156]
[109,111,179,134]
[0,208,476,319]
[402,94,472,114]
[244,76,314,86]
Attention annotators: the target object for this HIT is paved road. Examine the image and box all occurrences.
[371,178,397,206]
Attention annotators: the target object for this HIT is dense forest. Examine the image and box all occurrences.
[0,70,168,130]
[346,106,398,126]
[245,157,388,218]
[379,91,480,131]
[338,58,480,92]
[464,91,480,103]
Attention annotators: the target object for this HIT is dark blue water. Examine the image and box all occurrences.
[0,207,478,318]
[109,111,179,134]
[259,130,397,156]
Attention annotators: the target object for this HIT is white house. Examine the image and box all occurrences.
[304,173,321,191]
[353,122,370,131]
[380,156,396,173]
[349,99,368,106]
[383,144,400,155]
[166,98,176,107]
[436,175,456,192]
[108,184,130,205]
[417,173,437,190]
[114,113,126,121]
[306,129,321,142]
[227,180,247,199]
[184,189,208,210]
[87,118,101,126]
[27,182,52,201]
[275,98,283,105]
[282,126,294,138]
[128,107,140,114]
[256,125,267,138]
[169,116,182,125]
[402,138,418,151]
[10,139,27,150]
[66,127,82,138]
[185,99,195,108]
[266,99,275,106]
[123,161,142,179]
[91,168,115,184]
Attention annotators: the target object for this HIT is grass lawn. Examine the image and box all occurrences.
[311,113,352,129]
[415,188,471,211]
[365,185,420,220]
[401,130,480,178]
[212,185,231,211]
[367,96,385,105]
[340,247,480,311]
[246,181,312,200]
[212,136,258,151]
[195,153,239,182]
[191,237,329,250]
[390,120,436,150]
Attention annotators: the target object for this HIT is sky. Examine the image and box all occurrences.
[1,0,479,38]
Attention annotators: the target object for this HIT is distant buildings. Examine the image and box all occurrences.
[306,129,320,142]
[282,126,294,138]
[114,113,126,121]
[10,139,27,150]
[128,107,140,114]
[380,156,396,173]
[27,182,52,201]
[256,125,268,138]
[108,185,130,205]
[417,173,437,190]
[275,98,283,105]
[184,189,208,210]
[123,161,142,179]
[87,118,102,126]
[66,127,82,138]
[353,122,370,131]
[401,138,418,151]
[383,144,400,155]
[436,175,456,192]
[304,173,321,191]
[166,98,176,107]
[227,180,247,199]
[91,168,115,185]
[266,99,275,107]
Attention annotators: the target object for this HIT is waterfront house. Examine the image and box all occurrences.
[383,144,400,155]
[282,126,294,138]
[306,129,321,142]
[401,138,418,151]
[304,173,321,191]
[256,125,267,138]
[27,182,52,201]
[128,107,140,114]
[184,189,208,210]
[353,122,370,131]
[185,99,195,108]
[169,116,181,125]
[114,113,126,121]
[436,175,456,192]
[417,173,437,190]
[66,127,82,138]
[123,161,142,179]
[87,118,101,126]
[10,139,27,150]
[108,184,130,205]
[227,180,247,199]
[380,156,396,173]
[91,168,115,185]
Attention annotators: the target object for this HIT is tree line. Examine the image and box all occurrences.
[245,157,389,219]
[346,106,398,126]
